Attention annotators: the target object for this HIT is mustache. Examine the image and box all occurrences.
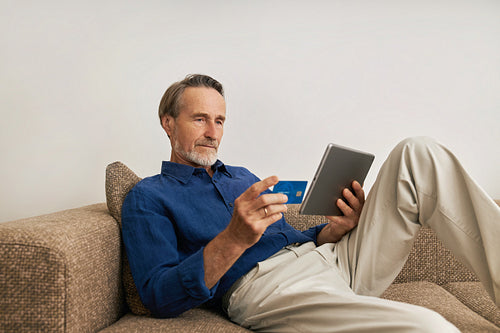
[195,138,219,149]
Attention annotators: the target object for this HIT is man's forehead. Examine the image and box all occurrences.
[179,87,226,115]
[181,86,224,102]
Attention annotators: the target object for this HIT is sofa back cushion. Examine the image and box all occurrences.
[105,161,151,316]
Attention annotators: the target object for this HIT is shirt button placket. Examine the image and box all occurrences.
[212,177,234,214]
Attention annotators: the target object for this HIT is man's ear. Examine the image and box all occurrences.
[161,115,174,138]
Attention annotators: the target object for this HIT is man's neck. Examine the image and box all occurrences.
[168,158,215,177]
[205,166,214,177]
[169,153,215,177]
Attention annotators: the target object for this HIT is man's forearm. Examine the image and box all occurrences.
[203,176,288,289]
[203,229,248,289]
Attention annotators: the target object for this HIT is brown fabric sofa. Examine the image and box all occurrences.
[1,161,499,332]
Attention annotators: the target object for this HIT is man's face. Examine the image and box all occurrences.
[162,87,226,168]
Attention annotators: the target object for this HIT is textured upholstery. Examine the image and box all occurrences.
[442,282,500,327]
[100,308,249,333]
[0,161,498,332]
[392,227,478,285]
[105,161,150,316]
[0,204,124,332]
[381,282,500,332]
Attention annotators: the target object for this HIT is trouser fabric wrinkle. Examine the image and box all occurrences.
[225,137,500,332]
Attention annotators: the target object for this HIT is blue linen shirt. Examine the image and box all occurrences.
[121,160,326,318]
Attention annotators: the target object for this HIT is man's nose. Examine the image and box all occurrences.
[204,121,218,138]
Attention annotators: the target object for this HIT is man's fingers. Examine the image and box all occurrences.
[342,188,361,212]
[341,181,365,211]
[240,176,280,200]
[352,181,365,204]
[233,176,287,226]
[259,202,288,219]
[337,198,354,216]
[320,181,365,244]
[251,196,288,228]
[256,192,288,208]
[259,210,286,228]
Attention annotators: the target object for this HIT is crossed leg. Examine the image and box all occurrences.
[336,137,500,303]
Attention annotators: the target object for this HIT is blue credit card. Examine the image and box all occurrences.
[272,181,308,204]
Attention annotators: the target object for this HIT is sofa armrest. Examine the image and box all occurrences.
[0,204,124,332]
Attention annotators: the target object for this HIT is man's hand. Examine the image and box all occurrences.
[203,176,288,288]
[223,175,288,249]
[317,181,365,245]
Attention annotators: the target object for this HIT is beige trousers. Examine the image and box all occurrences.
[225,137,500,332]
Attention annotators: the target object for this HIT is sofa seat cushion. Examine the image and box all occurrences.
[381,281,499,332]
[99,308,250,333]
[443,282,500,327]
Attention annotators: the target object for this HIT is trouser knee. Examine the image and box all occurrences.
[392,136,439,159]
[386,136,457,178]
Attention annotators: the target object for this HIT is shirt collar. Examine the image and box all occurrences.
[161,160,232,183]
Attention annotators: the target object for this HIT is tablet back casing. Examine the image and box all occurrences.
[299,143,374,216]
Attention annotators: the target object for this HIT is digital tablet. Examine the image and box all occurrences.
[299,143,375,216]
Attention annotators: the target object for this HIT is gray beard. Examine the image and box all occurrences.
[174,141,218,167]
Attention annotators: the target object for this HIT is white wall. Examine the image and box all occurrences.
[1,0,499,222]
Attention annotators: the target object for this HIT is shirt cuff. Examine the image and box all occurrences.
[177,247,219,300]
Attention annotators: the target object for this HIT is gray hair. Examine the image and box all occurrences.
[158,74,224,122]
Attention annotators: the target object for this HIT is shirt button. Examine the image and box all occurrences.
[229,203,234,207]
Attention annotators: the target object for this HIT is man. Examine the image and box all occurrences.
[122,74,499,332]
